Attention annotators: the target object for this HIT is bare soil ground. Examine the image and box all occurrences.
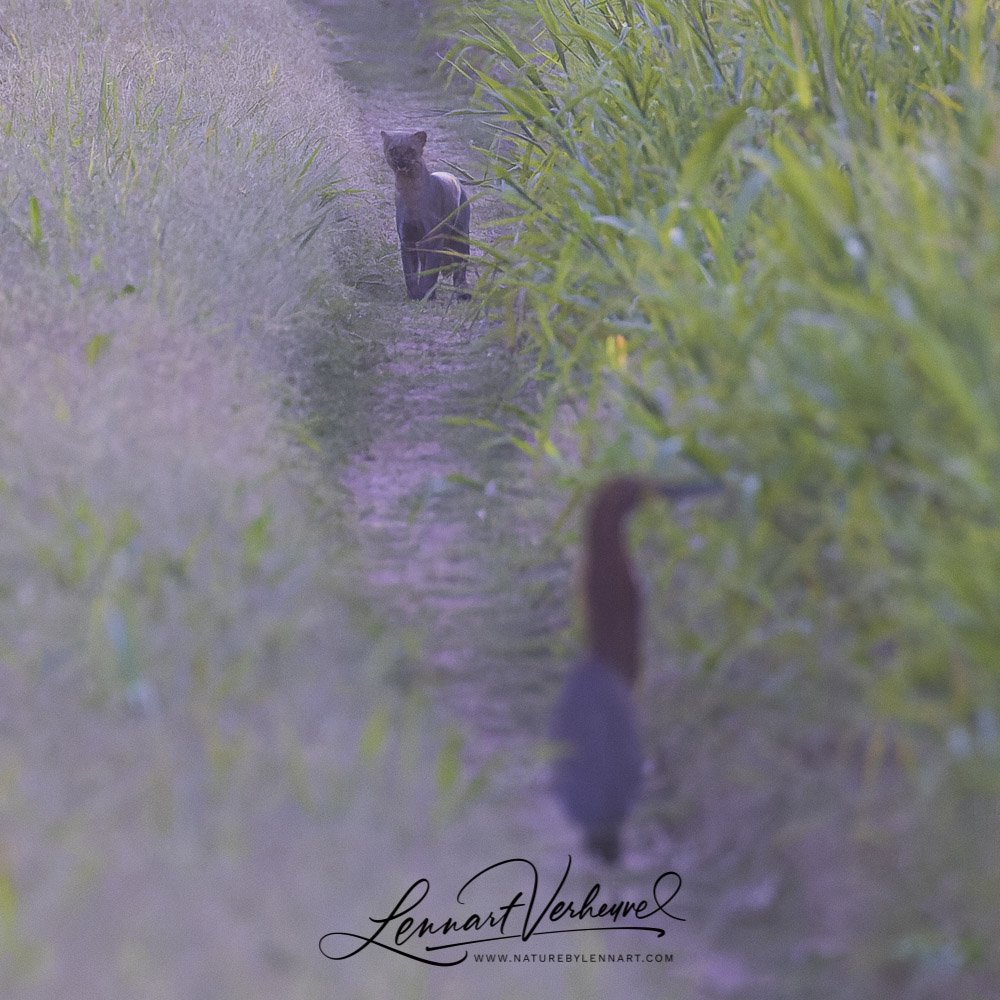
[305,0,577,840]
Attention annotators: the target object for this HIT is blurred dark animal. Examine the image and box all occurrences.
[551,476,720,863]
[381,129,470,300]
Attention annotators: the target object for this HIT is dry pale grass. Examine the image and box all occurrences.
[0,2,504,998]
[0,0,370,704]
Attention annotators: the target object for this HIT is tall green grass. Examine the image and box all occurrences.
[451,0,1000,728]
[437,3,1000,992]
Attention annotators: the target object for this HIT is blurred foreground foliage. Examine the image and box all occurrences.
[0,3,493,996]
[0,0,370,703]
[444,0,1000,733]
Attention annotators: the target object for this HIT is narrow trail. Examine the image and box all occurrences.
[305,0,575,845]
[299,10,761,996]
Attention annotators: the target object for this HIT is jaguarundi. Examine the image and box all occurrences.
[550,477,723,863]
[381,129,471,300]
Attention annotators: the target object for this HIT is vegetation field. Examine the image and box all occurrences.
[2,0,999,997]
[430,0,1000,995]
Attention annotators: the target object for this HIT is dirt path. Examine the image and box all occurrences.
[300,8,756,996]
[305,0,576,836]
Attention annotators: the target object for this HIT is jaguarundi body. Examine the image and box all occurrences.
[381,129,471,300]
[551,477,723,863]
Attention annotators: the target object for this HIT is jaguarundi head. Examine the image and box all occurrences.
[381,130,427,172]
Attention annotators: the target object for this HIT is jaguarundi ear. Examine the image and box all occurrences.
[414,130,427,146]
[380,130,387,140]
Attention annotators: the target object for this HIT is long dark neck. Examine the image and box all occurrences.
[580,476,720,687]
[584,510,641,687]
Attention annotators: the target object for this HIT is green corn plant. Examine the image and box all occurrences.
[451,0,1000,721]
